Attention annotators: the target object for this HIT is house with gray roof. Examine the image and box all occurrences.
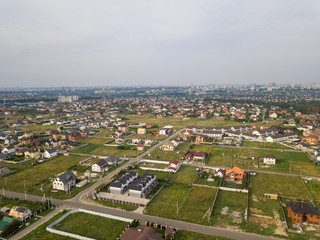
[53,171,77,192]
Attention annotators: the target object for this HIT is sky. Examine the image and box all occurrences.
[0,0,320,88]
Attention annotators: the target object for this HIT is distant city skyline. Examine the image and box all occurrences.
[1,0,320,87]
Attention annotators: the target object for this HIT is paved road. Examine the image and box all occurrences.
[3,190,281,240]
[4,129,286,240]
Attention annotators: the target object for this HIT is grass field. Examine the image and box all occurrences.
[175,230,233,240]
[306,180,320,202]
[133,168,173,181]
[241,141,292,150]
[18,124,58,134]
[0,197,45,212]
[72,143,145,157]
[144,184,216,225]
[170,165,198,184]
[211,190,247,227]
[120,114,282,130]
[0,154,89,199]
[79,137,114,145]
[21,210,73,240]
[148,144,190,161]
[250,173,310,199]
[93,199,139,211]
[54,212,129,240]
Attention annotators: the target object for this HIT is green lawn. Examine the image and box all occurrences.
[94,199,139,211]
[18,124,58,134]
[175,230,234,240]
[148,144,190,161]
[170,165,198,185]
[21,210,73,240]
[0,197,46,212]
[211,190,247,227]
[306,180,320,202]
[0,154,89,199]
[79,137,114,145]
[250,173,310,199]
[241,141,292,150]
[72,143,145,157]
[144,184,216,225]
[54,212,129,240]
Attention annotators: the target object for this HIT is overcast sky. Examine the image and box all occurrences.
[1,0,320,87]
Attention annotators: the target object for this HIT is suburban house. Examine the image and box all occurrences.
[214,168,225,177]
[225,166,247,184]
[92,159,109,172]
[24,148,40,159]
[144,138,154,146]
[195,135,208,144]
[159,129,168,136]
[160,142,175,151]
[137,144,144,151]
[132,136,141,144]
[43,148,57,159]
[118,124,129,132]
[105,156,120,166]
[193,151,206,161]
[265,132,298,142]
[263,154,276,165]
[0,163,9,176]
[115,136,125,144]
[287,202,320,225]
[169,160,180,171]
[8,206,32,221]
[109,171,138,194]
[302,135,319,145]
[128,173,157,198]
[1,146,16,154]
[184,153,192,161]
[52,171,77,192]
[137,128,146,135]
[171,139,179,147]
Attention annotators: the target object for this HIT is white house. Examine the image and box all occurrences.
[1,146,16,154]
[263,154,276,165]
[8,206,32,221]
[109,171,138,194]
[159,129,168,136]
[43,148,57,158]
[132,137,142,144]
[144,138,154,146]
[0,163,9,175]
[128,173,157,198]
[92,159,109,172]
[171,139,179,147]
[53,171,77,191]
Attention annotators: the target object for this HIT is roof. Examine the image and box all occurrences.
[264,154,276,159]
[0,216,14,230]
[193,151,205,157]
[170,160,180,165]
[46,148,57,154]
[225,166,245,175]
[95,159,109,168]
[288,202,320,216]
[57,171,76,185]
[106,156,119,163]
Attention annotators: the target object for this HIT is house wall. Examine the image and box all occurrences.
[110,187,122,194]
[288,207,303,224]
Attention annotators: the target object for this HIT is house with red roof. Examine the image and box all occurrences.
[137,144,144,151]
[193,151,206,161]
[225,166,247,184]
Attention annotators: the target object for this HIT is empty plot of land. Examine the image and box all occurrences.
[54,212,129,240]
[148,144,190,161]
[250,173,310,199]
[144,184,216,225]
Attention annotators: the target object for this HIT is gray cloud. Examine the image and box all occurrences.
[0,0,320,87]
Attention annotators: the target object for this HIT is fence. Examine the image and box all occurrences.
[46,209,133,240]
[219,187,248,193]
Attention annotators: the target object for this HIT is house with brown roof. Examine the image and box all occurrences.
[160,142,175,151]
[288,202,320,225]
[225,166,247,184]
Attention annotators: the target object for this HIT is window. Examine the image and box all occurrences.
[310,215,313,217]
[294,213,296,216]
[298,214,300,217]
[297,220,300,223]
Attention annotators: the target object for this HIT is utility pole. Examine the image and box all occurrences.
[2,187,4,196]
[5,177,7,185]
[177,202,179,215]
[24,190,27,199]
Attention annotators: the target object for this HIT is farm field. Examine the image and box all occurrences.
[250,173,310,199]
[211,190,247,227]
[144,184,216,225]
[54,212,129,240]
[175,230,233,240]
[0,154,89,199]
